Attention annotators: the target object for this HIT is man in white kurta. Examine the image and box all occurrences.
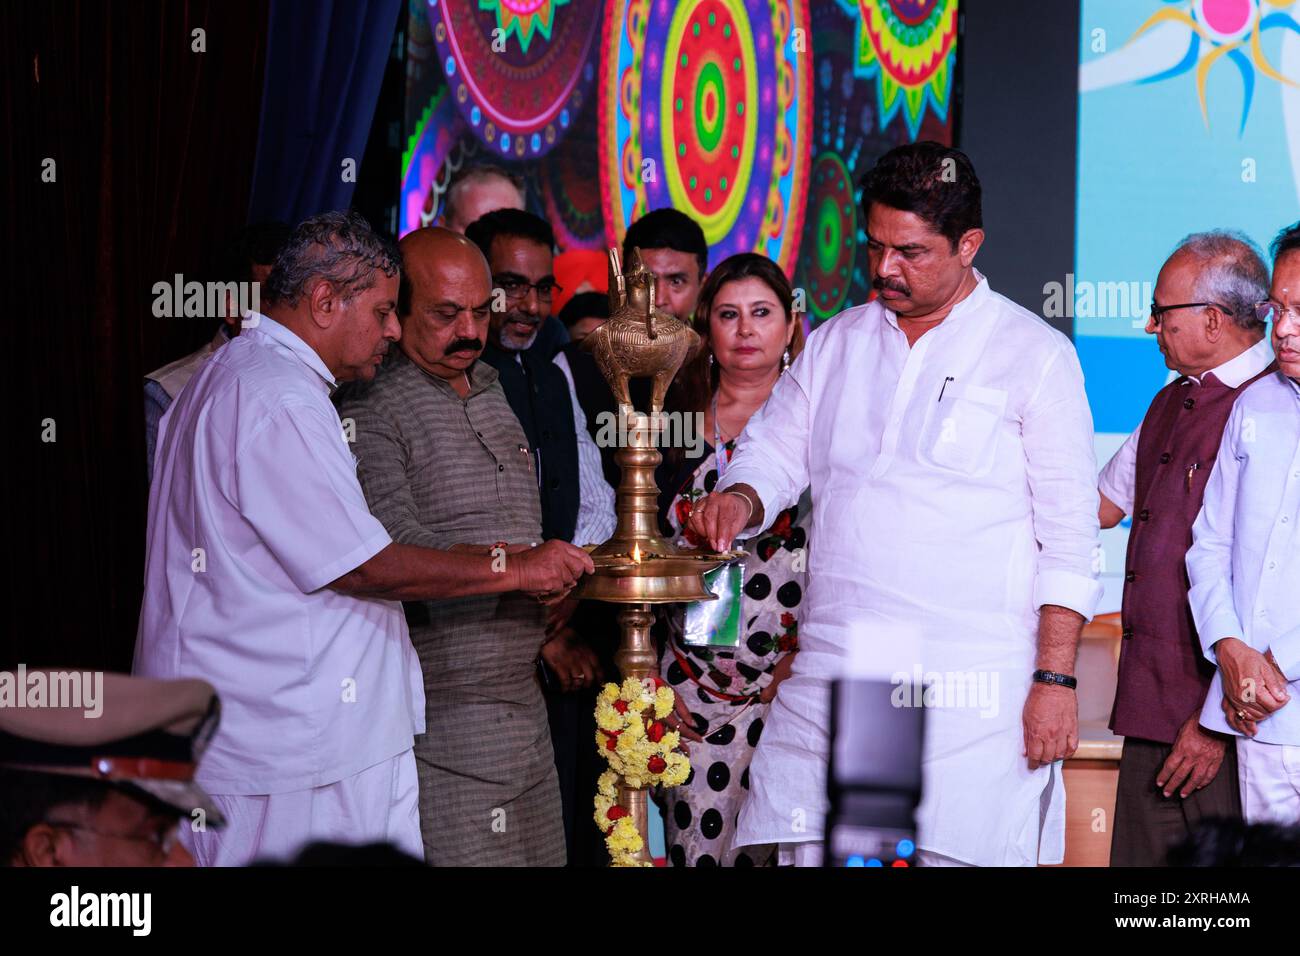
[687,144,1102,866]
[1187,367,1300,823]
[1186,228,1300,823]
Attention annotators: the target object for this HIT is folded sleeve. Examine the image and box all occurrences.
[1022,341,1104,621]
[234,402,392,594]
[1187,403,1247,665]
[716,351,813,534]
[1098,424,1141,517]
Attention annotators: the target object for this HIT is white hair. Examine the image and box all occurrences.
[1174,230,1269,332]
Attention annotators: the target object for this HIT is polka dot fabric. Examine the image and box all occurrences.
[658,440,809,866]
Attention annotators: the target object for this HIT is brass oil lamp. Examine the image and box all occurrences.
[576,247,739,864]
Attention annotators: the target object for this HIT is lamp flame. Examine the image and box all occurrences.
[631,543,642,564]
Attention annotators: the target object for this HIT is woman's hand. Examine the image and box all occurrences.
[760,651,797,704]
[664,687,705,745]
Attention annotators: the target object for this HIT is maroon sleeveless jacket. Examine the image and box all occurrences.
[1109,362,1276,744]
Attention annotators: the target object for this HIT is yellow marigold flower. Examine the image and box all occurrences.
[654,687,674,719]
[662,752,691,787]
[607,817,643,855]
[599,683,620,702]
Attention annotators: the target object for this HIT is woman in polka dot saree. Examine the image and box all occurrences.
[652,253,809,866]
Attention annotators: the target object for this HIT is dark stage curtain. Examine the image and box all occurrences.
[6,1,269,671]
[248,0,402,223]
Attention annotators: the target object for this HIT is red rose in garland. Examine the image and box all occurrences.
[777,612,799,652]
[676,497,706,548]
[647,755,667,774]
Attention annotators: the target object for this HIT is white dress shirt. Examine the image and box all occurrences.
[552,350,618,545]
[1187,370,1300,744]
[1098,339,1275,514]
[135,314,424,795]
[718,273,1103,866]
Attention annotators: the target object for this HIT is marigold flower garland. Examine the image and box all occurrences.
[593,676,690,866]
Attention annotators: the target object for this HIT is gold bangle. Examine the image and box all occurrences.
[723,489,755,528]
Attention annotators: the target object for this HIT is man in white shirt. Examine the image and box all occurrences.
[1187,221,1300,824]
[135,211,593,866]
[687,142,1102,866]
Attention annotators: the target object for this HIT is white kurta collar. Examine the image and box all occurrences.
[881,268,989,332]
[1184,337,1274,388]
[251,313,338,392]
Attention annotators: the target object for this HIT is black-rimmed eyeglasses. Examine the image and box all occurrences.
[495,277,562,302]
[1148,301,1235,325]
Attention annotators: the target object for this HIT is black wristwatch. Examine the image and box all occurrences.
[1032,669,1077,690]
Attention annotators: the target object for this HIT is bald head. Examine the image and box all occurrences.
[397,227,494,382]
[399,228,489,313]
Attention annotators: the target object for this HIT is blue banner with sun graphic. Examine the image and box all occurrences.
[1077,0,1300,601]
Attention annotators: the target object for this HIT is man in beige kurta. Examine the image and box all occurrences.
[340,228,566,865]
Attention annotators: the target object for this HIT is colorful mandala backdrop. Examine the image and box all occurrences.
[798,0,957,323]
[536,101,607,249]
[599,0,814,272]
[403,0,960,321]
[842,0,958,140]
[428,0,600,161]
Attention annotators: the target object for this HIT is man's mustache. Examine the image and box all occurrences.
[445,337,483,355]
[872,276,910,296]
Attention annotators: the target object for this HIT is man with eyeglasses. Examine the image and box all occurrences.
[1097,231,1275,865]
[1187,220,1300,826]
[339,226,592,865]
[1,672,221,867]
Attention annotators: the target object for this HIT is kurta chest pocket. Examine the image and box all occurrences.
[918,382,1008,477]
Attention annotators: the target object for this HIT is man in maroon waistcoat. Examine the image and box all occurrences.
[1098,231,1276,866]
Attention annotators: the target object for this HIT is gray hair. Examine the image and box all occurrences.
[1173,230,1269,332]
[444,165,526,224]
[265,210,400,308]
